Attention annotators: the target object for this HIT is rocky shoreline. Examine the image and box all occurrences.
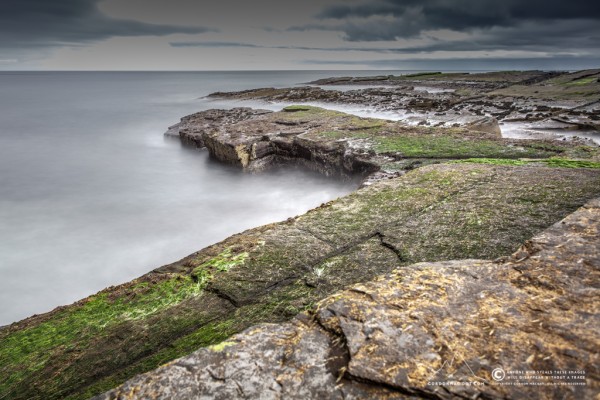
[167,104,597,186]
[208,69,600,144]
[1,70,599,400]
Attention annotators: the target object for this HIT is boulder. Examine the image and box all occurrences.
[466,116,502,137]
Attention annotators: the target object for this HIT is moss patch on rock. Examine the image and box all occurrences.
[0,245,259,400]
[454,157,600,169]
[372,135,552,158]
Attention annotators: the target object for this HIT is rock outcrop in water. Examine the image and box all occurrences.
[170,105,598,183]
[1,70,600,400]
[97,196,600,400]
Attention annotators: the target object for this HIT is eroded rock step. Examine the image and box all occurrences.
[97,197,600,400]
[174,106,599,183]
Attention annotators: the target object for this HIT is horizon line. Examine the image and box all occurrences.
[0,68,581,73]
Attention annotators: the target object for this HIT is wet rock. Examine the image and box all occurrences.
[466,116,502,137]
[163,122,181,137]
[171,106,596,179]
[97,197,600,400]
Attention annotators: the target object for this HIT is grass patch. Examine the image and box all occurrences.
[193,248,249,276]
[543,157,600,168]
[452,157,600,169]
[565,77,597,86]
[0,274,204,393]
[373,136,553,159]
[278,105,346,121]
[452,158,529,166]
[283,105,316,112]
[0,246,251,397]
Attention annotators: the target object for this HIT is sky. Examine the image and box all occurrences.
[1,0,599,70]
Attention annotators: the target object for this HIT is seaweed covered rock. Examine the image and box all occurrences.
[97,197,600,400]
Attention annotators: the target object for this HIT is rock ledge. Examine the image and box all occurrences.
[98,197,600,399]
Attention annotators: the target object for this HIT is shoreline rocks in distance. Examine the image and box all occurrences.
[207,69,600,144]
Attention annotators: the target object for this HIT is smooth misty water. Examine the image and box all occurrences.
[0,70,410,325]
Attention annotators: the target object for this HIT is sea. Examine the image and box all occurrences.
[0,70,412,325]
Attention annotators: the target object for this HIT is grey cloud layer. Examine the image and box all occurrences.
[0,0,213,50]
[314,0,600,40]
[1,0,598,69]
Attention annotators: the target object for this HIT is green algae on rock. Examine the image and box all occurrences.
[95,197,600,400]
[453,157,600,168]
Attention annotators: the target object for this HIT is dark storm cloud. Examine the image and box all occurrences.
[172,17,600,55]
[310,0,600,41]
[0,0,213,50]
[318,0,600,25]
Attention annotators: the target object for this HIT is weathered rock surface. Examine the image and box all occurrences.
[173,105,599,181]
[2,163,600,400]
[97,197,600,400]
[465,116,502,137]
[209,70,600,143]
[177,107,272,148]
